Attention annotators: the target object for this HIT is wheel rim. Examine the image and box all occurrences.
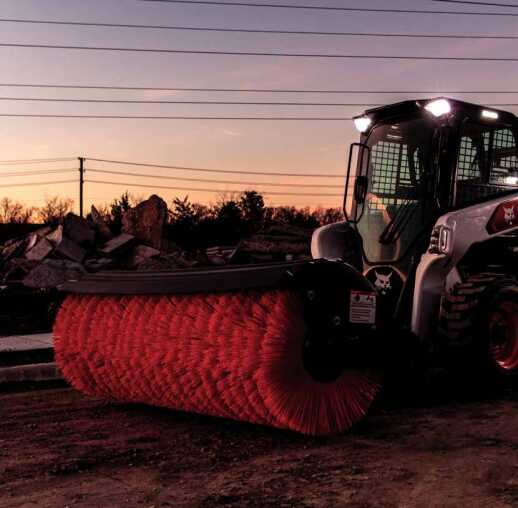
[488,300,518,371]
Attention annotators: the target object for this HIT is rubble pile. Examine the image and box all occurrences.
[236,224,312,263]
[0,195,313,290]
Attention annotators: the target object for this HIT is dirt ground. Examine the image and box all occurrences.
[2,386,518,508]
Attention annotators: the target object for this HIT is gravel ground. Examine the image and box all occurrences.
[2,386,518,508]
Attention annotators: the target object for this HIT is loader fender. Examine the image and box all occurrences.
[311,221,363,271]
[412,192,518,341]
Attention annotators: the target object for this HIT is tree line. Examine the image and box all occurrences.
[0,191,342,249]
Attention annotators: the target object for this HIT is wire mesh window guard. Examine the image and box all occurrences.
[457,124,518,206]
[356,118,432,264]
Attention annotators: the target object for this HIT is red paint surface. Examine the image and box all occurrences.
[54,290,379,435]
[487,199,518,235]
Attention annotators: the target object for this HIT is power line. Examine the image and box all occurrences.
[87,168,343,188]
[87,158,344,178]
[3,83,518,94]
[0,169,76,177]
[11,196,76,204]
[7,41,518,62]
[3,18,518,38]
[3,97,518,107]
[0,157,75,164]
[138,0,518,16]
[0,97,379,106]
[5,42,518,61]
[0,114,352,120]
[86,178,344,196]
[431,0,518,7]
[0,179,76,189]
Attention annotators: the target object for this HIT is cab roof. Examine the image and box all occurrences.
[357,97,518,127]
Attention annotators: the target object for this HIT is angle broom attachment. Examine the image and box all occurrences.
[54,261,381,435]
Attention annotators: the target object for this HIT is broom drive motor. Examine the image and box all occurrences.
[55,98,518,435]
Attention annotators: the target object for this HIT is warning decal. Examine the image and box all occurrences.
[349,290,376,325]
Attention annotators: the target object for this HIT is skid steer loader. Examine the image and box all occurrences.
[54,97,518,435]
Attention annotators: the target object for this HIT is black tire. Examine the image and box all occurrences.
[439,273,518,379]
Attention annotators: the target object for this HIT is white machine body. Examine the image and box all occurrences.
[311,192,518,340]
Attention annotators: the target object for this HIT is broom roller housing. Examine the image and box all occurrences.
[56,98,518,434]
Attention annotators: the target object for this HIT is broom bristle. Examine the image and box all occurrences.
[54,290,380,435]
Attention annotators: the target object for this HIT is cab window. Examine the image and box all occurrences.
[456,123,518,206]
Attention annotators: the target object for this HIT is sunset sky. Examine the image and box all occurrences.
[2,0,518,213]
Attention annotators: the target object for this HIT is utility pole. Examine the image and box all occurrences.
[78,157,85,218]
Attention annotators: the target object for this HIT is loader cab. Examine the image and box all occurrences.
[348,98,518,275]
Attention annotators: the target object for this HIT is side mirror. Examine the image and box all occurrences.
[354,176,369,204]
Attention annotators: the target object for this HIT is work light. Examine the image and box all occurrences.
[425,99,451,118]
[354,116,372,133]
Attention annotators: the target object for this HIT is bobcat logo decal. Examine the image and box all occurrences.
[504,205,516,225]
[374,270,393,295]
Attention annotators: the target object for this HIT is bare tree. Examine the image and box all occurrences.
[0,197,35,224]
[129,193,146,207]
[36,196,74,225]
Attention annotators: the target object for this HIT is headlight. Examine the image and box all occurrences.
[482,109,499,120]
[425,99,451,118]
[354,116,372,133]
[429,225,452,255]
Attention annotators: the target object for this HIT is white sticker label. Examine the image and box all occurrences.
[349,291,376,324]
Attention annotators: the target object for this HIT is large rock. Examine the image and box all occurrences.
[25,238,53,261]
[0,229,47,263]
[0,237,28,265]
[63,213,96,247]
[46,226,63,245]
[24,232,39,252]
[23,260,85,289]
[99,233,135,256]
[46,226,86,263]
[2,258,39,283]
[122,195,167,249]
[90,205,113,241]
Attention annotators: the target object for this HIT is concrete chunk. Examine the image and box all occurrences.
[46,225,64,245]
[63,213,96,247]
[100,233,135,256]
[24,233,39,253]
[25,238,53,261]
[90,205,113,241]
[0,238,27,264]
[0,363,62,384]
[128,245,160,268]
[2,258,39,283]
[46,225,86,262]
[55,236,86,263]
[122,195,167,249]
[23,260,85,289]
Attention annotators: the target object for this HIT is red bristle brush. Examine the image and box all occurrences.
[54,289,380,435]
